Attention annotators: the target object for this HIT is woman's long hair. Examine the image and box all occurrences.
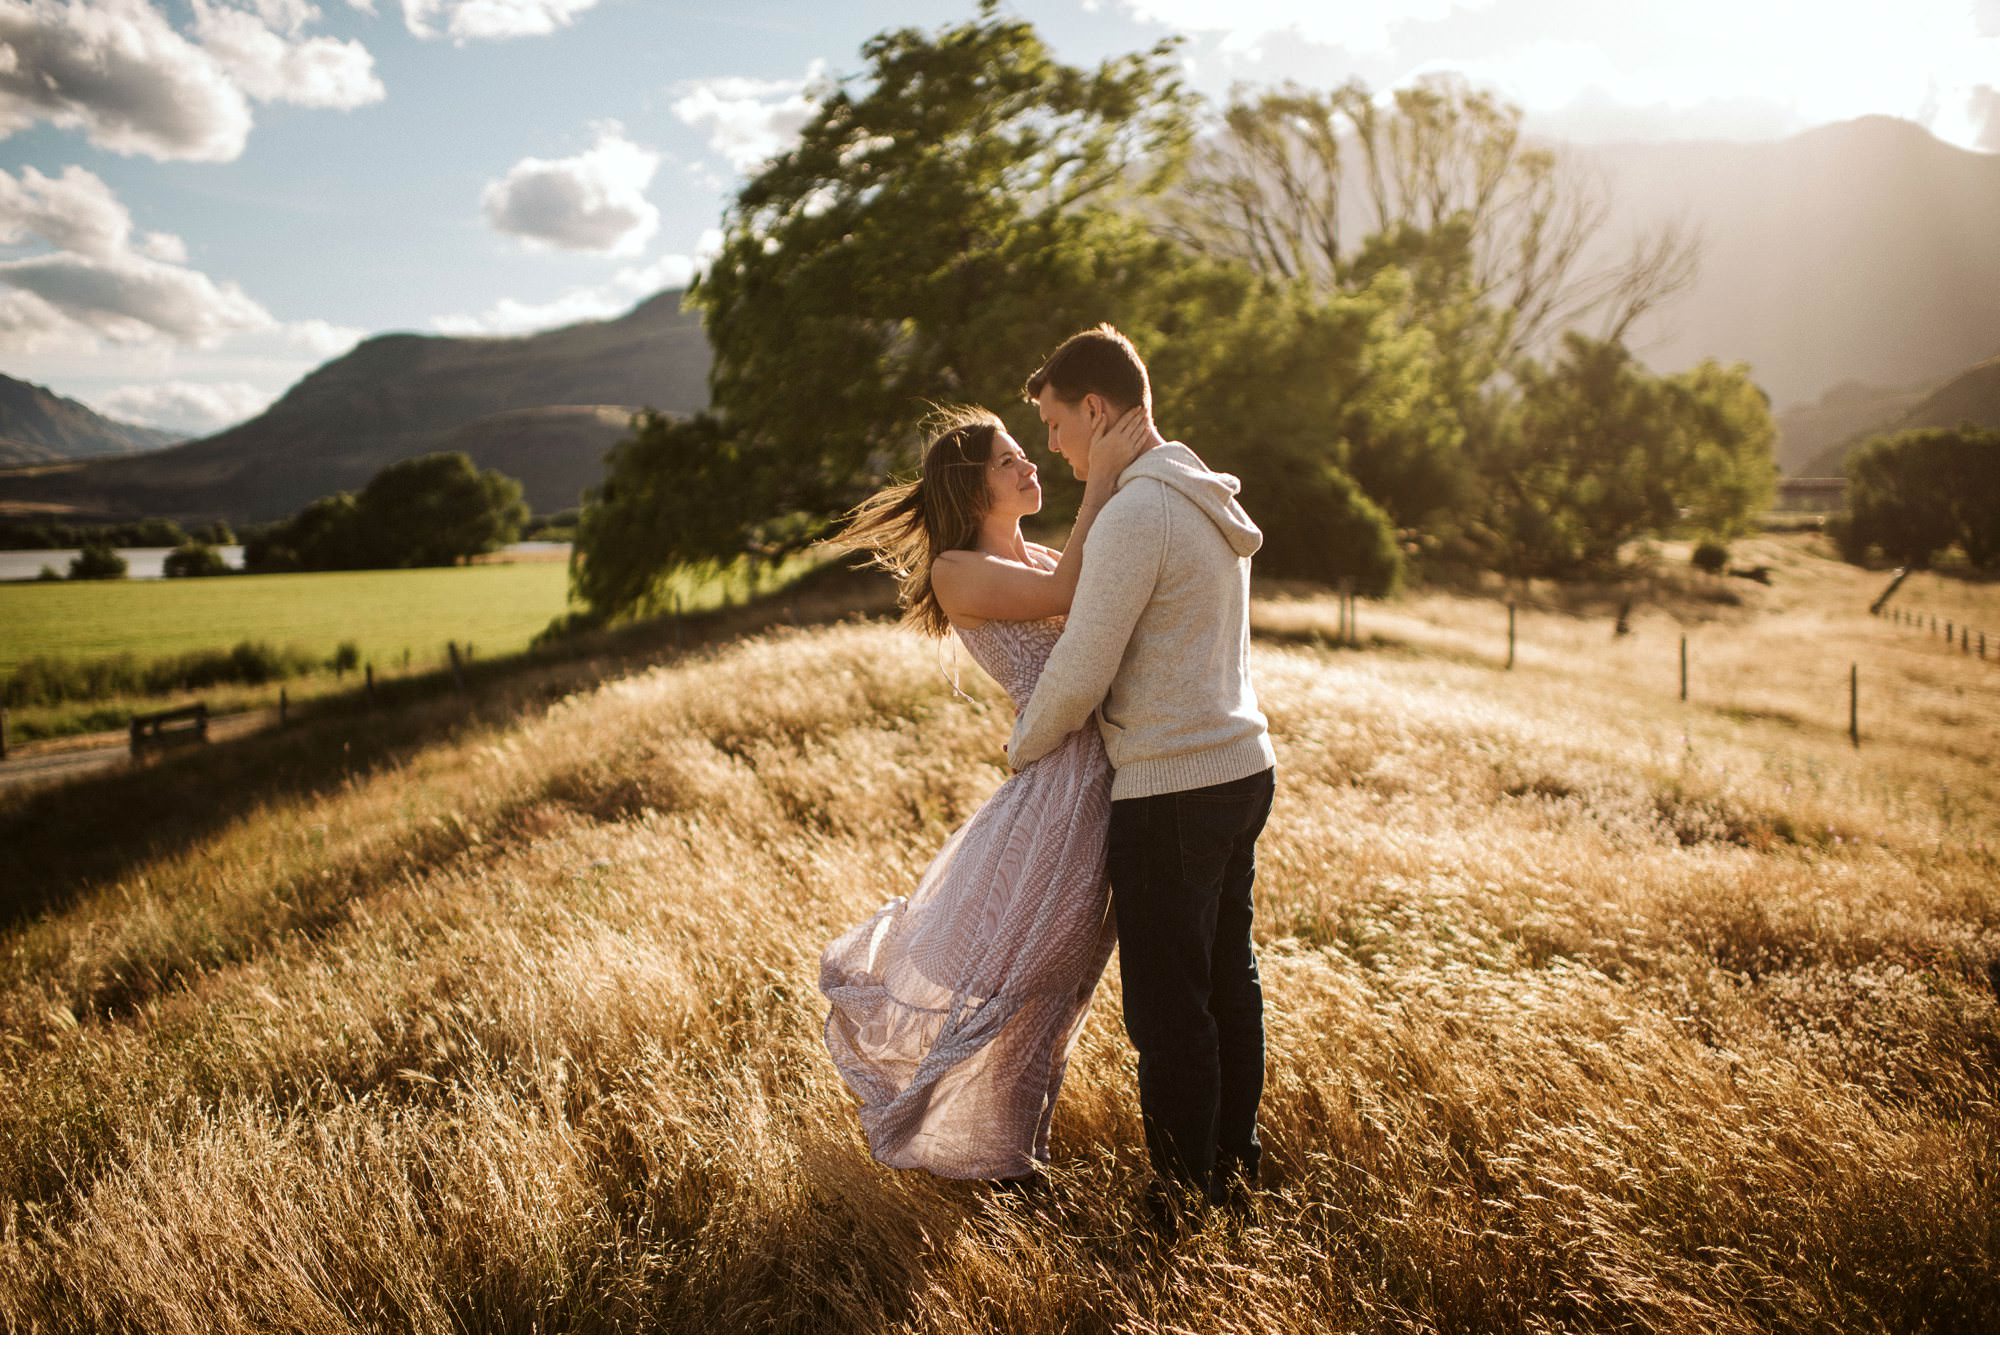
[833,406,1004,638]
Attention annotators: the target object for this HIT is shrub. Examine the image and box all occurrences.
[331,641,361,677]
[162,542,232,578]
[1692,540,1729,574]
[68,542,128,580]
[1240,456,1404,597]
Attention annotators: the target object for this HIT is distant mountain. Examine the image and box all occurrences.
[0,289,708,523]
[1790,353,2000,477]
[1773,377,1934,474]
[421,404,641,516]
[1573,117,2000,409]
[0,373,185,468]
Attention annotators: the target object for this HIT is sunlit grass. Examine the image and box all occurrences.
[0,534,1993,1331]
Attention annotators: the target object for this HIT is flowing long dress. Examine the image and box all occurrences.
[820,598,1116,1179]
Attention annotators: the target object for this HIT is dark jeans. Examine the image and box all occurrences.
[1108,765,1275,1202]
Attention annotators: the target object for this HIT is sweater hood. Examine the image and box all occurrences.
[1118,441,1263,557]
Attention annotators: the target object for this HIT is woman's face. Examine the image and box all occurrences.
[983,429,1041,521]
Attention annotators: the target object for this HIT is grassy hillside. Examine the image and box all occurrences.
[0,534,1994,1332]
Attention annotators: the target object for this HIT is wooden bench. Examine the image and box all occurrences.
[131,702,210,755]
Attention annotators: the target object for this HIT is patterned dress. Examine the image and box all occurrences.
[820,596,1116,1179]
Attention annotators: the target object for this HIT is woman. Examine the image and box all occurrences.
[820,403,1149,1183]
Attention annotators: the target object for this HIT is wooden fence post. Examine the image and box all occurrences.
[447,641,466,693]
[279,687,288,726]
[1849,664,1860,747]
[0,704,8,761]
[1962,627,1970,653]
[365,663,375,702]
[1507,601,1517,670]
[1680,633,1689,702]
[1947,620,1954,645]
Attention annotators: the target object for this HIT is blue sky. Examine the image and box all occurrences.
[2,0,1996,433]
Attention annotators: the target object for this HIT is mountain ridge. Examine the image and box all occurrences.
[0,373,187,469]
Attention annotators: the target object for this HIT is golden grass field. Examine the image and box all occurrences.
[1,533,1995,1331]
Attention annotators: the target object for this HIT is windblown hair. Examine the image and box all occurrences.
[833,406,1004,639]
[1023,322,1150,413]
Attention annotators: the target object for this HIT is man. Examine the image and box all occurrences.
[1008,323,1277,1231]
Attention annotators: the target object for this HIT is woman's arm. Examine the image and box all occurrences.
[932,408,1150,624]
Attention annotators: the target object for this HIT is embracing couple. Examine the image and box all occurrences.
[820,324,1276,1232]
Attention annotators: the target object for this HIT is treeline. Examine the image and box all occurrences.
[1831,424,2000,570]
[572,8,1775,621]
[0,517,234,550]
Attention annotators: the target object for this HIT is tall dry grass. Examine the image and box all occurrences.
[1,535,1995,1331]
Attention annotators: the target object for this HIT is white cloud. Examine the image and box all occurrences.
[1120,0,2000,152]
[0,0,252,161]
[672,61,825,174]
[482,123,660,255]
[0,164,135,257]
[431,230,717,335]
[1119,0,1482,55]
[190,0,386,110]
[281,317,365,355]
[398,0,596,42]
[95,378,270,432]
[0,0,383,163]
[0,163,359,369]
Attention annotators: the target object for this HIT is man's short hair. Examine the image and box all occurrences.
[1024,323,1150,413]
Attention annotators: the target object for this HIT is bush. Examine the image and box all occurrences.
[2,642,322,707]
[331,640,361,677]
[162,542,233,577]
[1692,540,1729,574]
[1240,456,1403,596]
[68,541,128,580]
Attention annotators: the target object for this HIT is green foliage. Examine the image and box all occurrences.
[1692,540,1730,574]
[577,6,1199,604]
[357,452,529,568]
[1240,455,1403,595]
[162,542,233,578]
[1483,336,1776,576]
[243,452,528,572]
[4,641,323,707]
[1837,424,2000,568]
[331,640,361,676]
[68,541,128,580]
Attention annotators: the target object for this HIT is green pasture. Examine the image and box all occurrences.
[0,558,579,678]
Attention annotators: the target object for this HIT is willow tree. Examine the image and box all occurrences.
[1161,73,1700,365]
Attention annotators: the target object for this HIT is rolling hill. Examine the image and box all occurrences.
[1580,117,2000,410]
[0,290,709,524]
[0,373,185,469]
[1790,352,2000,477]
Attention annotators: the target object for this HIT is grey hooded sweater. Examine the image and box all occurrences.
[1008,440,1275,800]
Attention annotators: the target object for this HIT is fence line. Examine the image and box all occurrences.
[1881,606,1994,662]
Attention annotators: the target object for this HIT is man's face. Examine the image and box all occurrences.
[1034,386,1101,480]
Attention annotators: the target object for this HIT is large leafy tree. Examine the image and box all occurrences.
[1836,425,2000,568]
[690,4,1193,522]
[1483,335,1774,575]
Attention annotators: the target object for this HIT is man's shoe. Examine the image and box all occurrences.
[1138,1178,1204,1239]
